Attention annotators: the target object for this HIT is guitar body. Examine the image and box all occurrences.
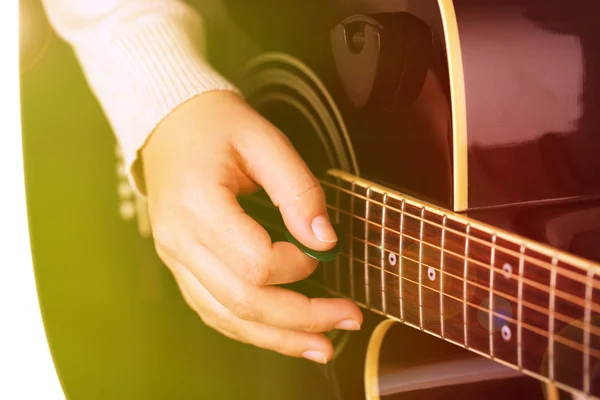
[212,0,600,399]
[20,0,600,399]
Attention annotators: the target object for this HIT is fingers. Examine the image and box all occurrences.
[219,315,333,363]
[265,241,319,285]
[171,260,333,363]
[178,240,362,333]
[169,261,247,343]
[232,114,338,253]
[189,186,318,287]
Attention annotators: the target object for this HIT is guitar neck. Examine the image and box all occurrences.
[314,170,600,399]
[241,168,600,398]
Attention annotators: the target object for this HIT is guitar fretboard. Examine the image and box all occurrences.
[314,170,600,400]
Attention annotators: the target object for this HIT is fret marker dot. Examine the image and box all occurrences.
[427,267,436,281]
[388,253,397,266]
[501,325,512,342]
[502,262,513,279]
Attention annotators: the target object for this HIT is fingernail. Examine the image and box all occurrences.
[302,350,327,364]
[335,319,361,331]
[311,215,338,243]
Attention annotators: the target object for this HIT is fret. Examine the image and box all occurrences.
[418,208,444,336]
[440,215,447,338]
[490,235,520,367]
[489,234,497,358]
[362,189,384,313]
[395,201,424,328]
[399,199,405,322]
[551,258,587,392]
[418,206,425,331]
[517,244,526,370]
[519,245,554,376]
[349,181,356,301]
[548,256,558,381]
[364,187,371,308]
[583,267,595,394]
[464,226,492,356]
[381,194,401,320]
[381,194,388,315]
[463,224,471,348]
[439,217,469,345]
[330,178,353,299]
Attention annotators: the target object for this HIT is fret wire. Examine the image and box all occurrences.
[418,207,425,331]
[364,187,371,308]
[349,182,356,301]
[399,199,406,322]
[548,256,558,381]
[584,268,595,394]
[334,177,341,293]
[440,215,447,338]
[325,204,597,313]
[517,244,526,370]
[320,180,598,288]
[490,234,497,359]
[463,224,471,348]
[381,194,388,315]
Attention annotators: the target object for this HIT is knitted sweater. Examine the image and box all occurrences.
[41,0,239,195]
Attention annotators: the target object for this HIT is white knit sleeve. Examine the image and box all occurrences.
[41,0,240,195]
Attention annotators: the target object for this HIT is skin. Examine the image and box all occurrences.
[141,90,363,364]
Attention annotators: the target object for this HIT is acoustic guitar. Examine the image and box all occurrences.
[203,0,600,398]
[20,0,600,399]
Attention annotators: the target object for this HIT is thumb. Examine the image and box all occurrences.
[236,118,338,252]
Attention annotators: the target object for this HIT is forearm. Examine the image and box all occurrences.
[41,0,239,194]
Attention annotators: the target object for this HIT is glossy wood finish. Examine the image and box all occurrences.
[220,0,600,211]
[219,0,455,209]
[455,0,600,208]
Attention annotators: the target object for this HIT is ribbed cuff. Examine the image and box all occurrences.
[74,6,240,195]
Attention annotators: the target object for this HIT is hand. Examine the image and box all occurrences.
[141,90,363,364]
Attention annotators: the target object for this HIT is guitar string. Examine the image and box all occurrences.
[251,214,600,360]
[242,195,599,314]
[319,179,600,290]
